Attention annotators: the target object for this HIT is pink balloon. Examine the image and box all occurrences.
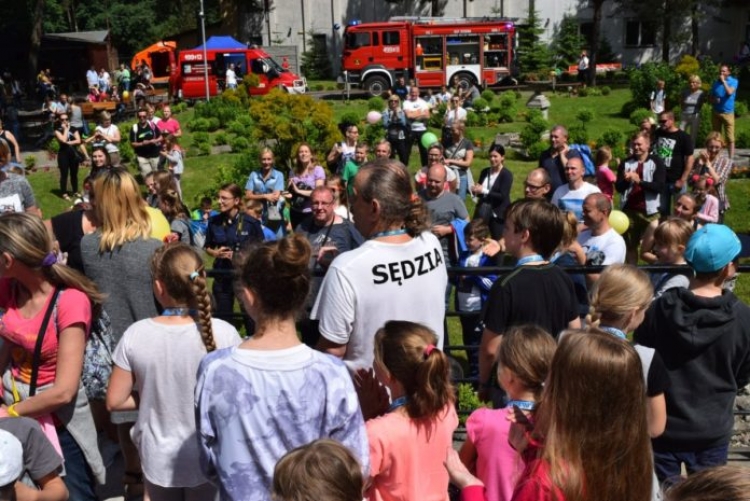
[366,110,382,124]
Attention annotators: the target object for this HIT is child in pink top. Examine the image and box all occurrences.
[445,330,655,501]
[595,146,616,201]
[459,325,556,501]
[365,320,458,501]
[691,176,720,224]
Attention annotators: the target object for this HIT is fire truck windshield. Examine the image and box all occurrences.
[344,32,371,49]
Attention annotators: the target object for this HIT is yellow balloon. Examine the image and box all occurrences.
[146,206,171,241]
[609,210,630,235]
[122,90,130,101]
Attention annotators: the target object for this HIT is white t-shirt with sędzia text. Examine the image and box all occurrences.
[311,232,448,371]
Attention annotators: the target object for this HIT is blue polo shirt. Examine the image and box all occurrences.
[711,75,738,114]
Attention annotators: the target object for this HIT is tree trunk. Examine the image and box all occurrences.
[589,0,604,87]
[29,0,44,82]
[661,1,670,62]
[691,3,699,56]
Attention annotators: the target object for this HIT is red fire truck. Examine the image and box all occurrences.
[341,16,517,96]
[172,46,306,100]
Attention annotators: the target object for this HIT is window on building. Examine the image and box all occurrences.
[625,20,656,47]
[312,33,327,52]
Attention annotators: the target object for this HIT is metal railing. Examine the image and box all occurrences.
[206,263,750,458]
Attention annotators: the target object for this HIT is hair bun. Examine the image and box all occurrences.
[273,234,312,275]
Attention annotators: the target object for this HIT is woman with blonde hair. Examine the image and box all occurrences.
[80,167,162,497]
[587,263,670,438]
[0,212,105,500]
[680,75,705,144]
[87,110,121,167]
[444,120,474,199]
[245,147,285,234]
[692,131,733,221]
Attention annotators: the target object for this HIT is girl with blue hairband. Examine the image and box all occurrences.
[0,212,105,501]
[107,243,241,501]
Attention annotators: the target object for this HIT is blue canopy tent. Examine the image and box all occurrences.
[193,36,247,51]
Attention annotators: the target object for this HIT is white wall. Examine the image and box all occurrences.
[263,0,748,78]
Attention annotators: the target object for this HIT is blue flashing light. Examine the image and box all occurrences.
[348,20,361,26]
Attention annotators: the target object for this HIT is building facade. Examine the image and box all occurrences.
[220,0,750,78]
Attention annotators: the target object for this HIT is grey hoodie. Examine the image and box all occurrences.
[635,287,750,452]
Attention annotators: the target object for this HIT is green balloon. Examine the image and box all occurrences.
[421,132,439,149]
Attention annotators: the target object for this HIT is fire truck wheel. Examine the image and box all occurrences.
[365,76,389,97]
[455,73,476,91]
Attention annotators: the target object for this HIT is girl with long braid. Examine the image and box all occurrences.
[107,243,241,501]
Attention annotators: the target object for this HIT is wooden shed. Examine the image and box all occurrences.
[40,30,118,93]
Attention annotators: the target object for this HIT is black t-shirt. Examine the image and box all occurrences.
[55,126,77,153]
[482,263,579,338]
[392,83,408,100]
[539,148,565,194]
[295,219,364,271]
[644,347,671,397]
[654,129,694,183]
[51,209,85,273]
[295,219,364,307]
[130,121,161,158]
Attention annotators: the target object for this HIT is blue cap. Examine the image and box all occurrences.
[685,224,741,273]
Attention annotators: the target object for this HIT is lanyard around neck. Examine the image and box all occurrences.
[516,254,544,267]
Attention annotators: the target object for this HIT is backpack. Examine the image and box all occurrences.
[569,144,596,176]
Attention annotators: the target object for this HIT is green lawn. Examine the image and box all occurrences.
[23,87,750,356]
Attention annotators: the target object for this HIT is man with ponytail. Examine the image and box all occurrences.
[312,158,448,371]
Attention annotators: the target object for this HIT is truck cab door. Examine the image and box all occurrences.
[249,58,268,95]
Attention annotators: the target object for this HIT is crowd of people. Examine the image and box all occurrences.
[0,60,749,501]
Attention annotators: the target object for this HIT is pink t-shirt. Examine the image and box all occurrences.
[466,407,525,501]
[596,166,616,201]
[157,117,181,136]
[0,279,92,386]
[367,404,458,501]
